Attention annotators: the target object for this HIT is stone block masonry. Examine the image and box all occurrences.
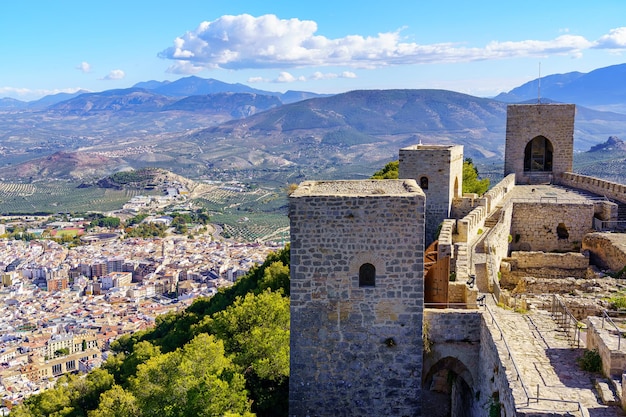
[510,202,594,253]
[289,179,425,417]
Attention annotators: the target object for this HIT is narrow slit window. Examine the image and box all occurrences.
[359,263,376,287]
[420,177,429,190]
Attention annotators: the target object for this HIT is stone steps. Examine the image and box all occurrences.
[595,378,620,406]
[484,207,502,228]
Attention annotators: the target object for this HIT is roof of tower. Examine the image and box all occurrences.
[290,179,423,197]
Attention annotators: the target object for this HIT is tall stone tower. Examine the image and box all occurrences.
[399,144,464,245]
[504,104,575,184]
[289,179,425,417]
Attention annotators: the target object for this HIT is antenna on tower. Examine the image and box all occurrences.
[538,62,541,104]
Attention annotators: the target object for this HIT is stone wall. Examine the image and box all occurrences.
[451,194,480,219]
[482,202,514,292]
[503,251,589,281]
[587,316,626,377]
[438,219,455,262]
[399,144,463,245]
[510,202,594,252]
[504,104,575,184]
[582,232,626,272]
[474,311,518,417]
[447,281,478,307]
[289,179,425,417]
[559,172,626,205]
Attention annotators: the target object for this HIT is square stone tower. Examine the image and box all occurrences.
[289,179,425,417]
[504,104,575,184]
[399,144,464,245]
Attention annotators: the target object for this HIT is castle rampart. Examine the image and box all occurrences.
[559,172,626,204]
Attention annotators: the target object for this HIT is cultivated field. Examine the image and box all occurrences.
[0,181,159,214]
[0,179,290,243]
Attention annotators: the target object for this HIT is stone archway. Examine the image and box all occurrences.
[524,135,554,172]
[423,356,475,417]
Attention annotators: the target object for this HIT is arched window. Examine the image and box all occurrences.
[524,136,554,172]
[420,177,429,190]
[359,263,376,287]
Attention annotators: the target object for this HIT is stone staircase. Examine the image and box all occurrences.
[484,206,502,228]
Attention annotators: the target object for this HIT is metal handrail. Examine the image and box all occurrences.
[601,309,623,350]
[424,302,483,309]
[485,296,587,416]
[551,295,583,348]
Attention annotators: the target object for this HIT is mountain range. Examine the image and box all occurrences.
[2,64,626,184]
[495,63,626,113]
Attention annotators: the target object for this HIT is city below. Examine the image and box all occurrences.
[0,212,282,407]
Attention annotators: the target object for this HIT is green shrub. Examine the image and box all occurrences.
[609,295,626,310]
[577,349,602,372]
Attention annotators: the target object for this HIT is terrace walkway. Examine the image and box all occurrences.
[485,297,624,416]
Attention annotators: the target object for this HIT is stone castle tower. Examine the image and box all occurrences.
[399,144,464,245]
[504,104,575,184]
[289,179,425,417]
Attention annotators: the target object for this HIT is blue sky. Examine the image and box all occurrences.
[2,0,626,101]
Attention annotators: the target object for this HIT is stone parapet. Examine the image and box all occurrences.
[457,205,487,244]
[559,172,626,204]
[483,174,516,213]
[482,202,514,292]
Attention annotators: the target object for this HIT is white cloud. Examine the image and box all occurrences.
[275,72,306,83]
[594,27,626,49]
[77,62,91,73]
[159,14,620,71]
[310,71,357,80]
[311,71,338,80]
[102,70,126,80]
[247,76,268,83]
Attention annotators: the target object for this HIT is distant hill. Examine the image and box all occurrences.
[27,90,91,110]
[143,76,327,104]
[48,88,177,114]
[163,93,282,118]
[495,63,626,112]
[0,97,27,109]
[588,136,626,152]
